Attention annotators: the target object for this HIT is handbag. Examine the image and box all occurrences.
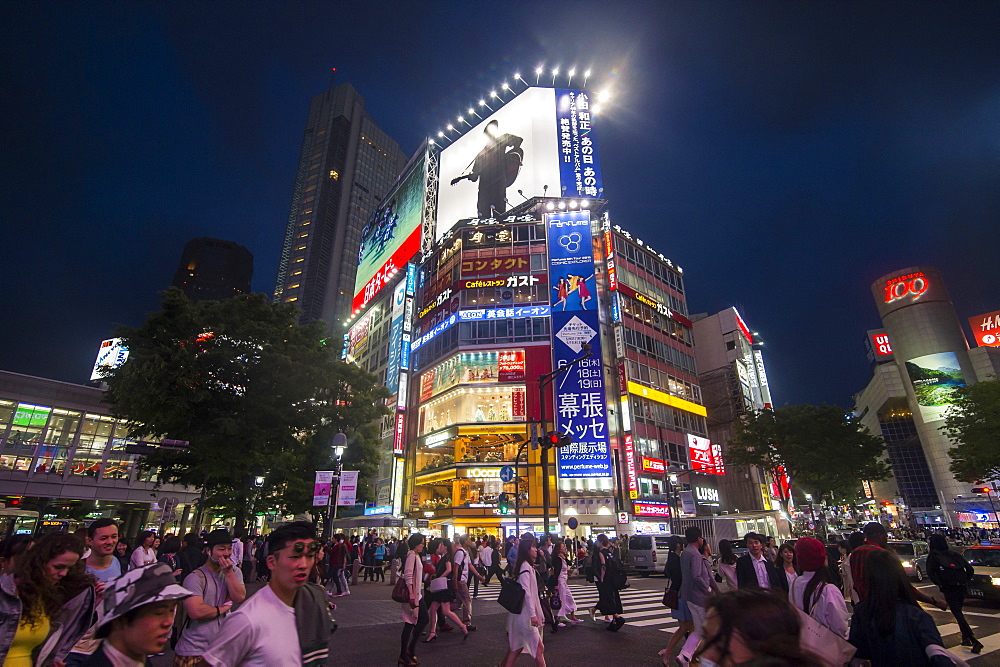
[662,587,679,609]
[498,575,525,614]
[429,576,450,593]
[548,589,562,610]
[391,575,410,603]
[794,607,857,667]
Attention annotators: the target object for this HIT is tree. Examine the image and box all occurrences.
[103,288,390,533]
[944,377,1000,483]
[726,404,892,511]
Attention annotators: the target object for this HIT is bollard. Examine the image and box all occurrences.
[352,558,360,585]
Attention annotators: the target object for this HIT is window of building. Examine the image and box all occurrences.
[70,414,114,477]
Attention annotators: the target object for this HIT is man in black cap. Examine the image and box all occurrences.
[83,562,193,666]
[173,529,246,666]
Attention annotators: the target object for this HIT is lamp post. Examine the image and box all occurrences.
[538,344,592,538]
[325,432,348,539]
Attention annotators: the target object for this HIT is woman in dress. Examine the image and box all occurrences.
[775,541,799,594]
[398,533,428,667]
[129,530,157,570]
[553,540,582,624]
[502,534,545,667]
[552,278,568,311]
[591,534,624,631]
[423,538,468,642]
[717,539,738,590]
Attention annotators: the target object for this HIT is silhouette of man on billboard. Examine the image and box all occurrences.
[450,120,524,218]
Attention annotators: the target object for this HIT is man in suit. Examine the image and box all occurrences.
[736,532,786,592]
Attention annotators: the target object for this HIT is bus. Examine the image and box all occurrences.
[0,508,39,541]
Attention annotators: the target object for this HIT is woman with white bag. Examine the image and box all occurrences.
[422,538,468,642]
[790,537,850,638]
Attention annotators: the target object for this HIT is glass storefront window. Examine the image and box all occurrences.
[419,349,525,402]
[417,385,526,436]
[103,437,135,480]
[70,414,114,477]
[1,403,52,471]
[34,409,81,475]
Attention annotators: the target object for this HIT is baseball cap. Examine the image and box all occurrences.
[96,562,192,637]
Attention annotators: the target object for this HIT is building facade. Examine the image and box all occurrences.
[855,266,1000,527]
[692,308,777,515]
[0,370,199,538]
[171,237,253,302]
[273,82,408,329]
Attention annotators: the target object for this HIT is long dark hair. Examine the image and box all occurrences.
[514,533,537,574]
[718,539,737,566]
[801,564,835,613]
[693,589,822,666]
[857,548,917,635]
[13,532,86,627]
[775,542,797,571]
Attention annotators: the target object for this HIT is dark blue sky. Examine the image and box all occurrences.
[2,1,997,407]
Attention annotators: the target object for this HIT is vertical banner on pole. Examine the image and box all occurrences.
[313,471,335,507]
[338,471,360,506]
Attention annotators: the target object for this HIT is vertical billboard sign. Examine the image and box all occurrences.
[969,310,1000,347]
[546,210,611,478]
[337,471,360,506]
[353,157,426,314]
[313,471,334,507]
[90,338,129,381]
[385,282,406,394]
[904,351,967,421]
[437,87,602,240]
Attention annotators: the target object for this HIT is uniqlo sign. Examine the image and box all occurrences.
[969,310,1000,348]
[871,333,893,356]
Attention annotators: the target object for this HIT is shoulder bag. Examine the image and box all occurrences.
[498,570,526,614]
[662,587,679,609]
[391,555,412,603]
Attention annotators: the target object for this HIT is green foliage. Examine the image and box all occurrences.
[944,378,1000,483]
[726,404,892,505]
[103,288,390,529]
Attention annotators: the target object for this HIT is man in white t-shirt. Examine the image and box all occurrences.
[201,522,332,666]
[452,535,485,631]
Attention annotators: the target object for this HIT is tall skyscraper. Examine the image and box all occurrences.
[273,82,408,328]
[172,237,253,302]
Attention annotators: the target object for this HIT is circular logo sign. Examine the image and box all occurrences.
[567,517,579,530]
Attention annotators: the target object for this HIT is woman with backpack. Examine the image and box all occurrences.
[590,533,625,631]
[927,533,981,653]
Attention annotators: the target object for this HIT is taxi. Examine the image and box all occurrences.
[960,544,1000,603]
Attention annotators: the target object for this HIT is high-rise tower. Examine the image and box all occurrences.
[273,82,408,327]
[172,237,253,302]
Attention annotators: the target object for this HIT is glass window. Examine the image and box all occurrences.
[2,403,52,471]
[417,385,526,436]
[70,414,114,477]
[34,409,80,475]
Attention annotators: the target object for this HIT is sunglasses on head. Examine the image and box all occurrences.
[278,540,322,555]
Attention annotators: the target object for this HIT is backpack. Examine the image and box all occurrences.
[935,550,970,587]
[170,569,207,649]
[605,553,630,591]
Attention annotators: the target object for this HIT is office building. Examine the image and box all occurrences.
[273,82,408,329]
[171,237,253,302]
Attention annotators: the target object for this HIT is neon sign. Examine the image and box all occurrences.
[624,434,639,499]
[884,272,928,304]
[641,456,666,473]
[871,333,893,356]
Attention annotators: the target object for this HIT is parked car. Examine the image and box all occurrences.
[887,540,929,581]
[961,545,1000,604]
[627,534,683,576]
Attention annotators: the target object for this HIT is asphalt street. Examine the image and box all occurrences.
[150,575,1000,666]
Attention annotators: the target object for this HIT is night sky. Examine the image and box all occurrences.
[2,1,997,407]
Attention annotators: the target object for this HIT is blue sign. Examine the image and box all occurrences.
[405,263,417,296]
[385,283,406,394]
[500,465,515,483]
[556,90,603,200]
[409,314,457,352]
[364,505,392,516]
[458,305,550,321]
[546,211,611,479]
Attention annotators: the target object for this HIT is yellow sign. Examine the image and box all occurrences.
[627,381,708,417]
[457,425,528,436]
[629,490,638,499]
[760,484,773,511]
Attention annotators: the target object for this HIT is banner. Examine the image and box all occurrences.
[546,210,611,478]
[337,471,360,506]
[313,471,334,507]
[386,282,406,394]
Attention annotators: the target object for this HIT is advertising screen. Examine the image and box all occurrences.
[969,310,1000,347]
[688,434,724,475]
[90,338,129,381]
[385,282,407,395]
[418,349,526,403]
[905,351,967,421]
[352,157,425,314]
[437,87,602,239]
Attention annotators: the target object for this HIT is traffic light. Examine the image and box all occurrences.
[972,487,992,494]
[543,431,573,449]
[498,493,510,515]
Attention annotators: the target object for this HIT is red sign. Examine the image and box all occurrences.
[624,434,639,499]
[969,310,1000,348]
[497,350,526,381]
[419,371,435,403]
[871,333,893,356]
[633,502,671,518]
[392,413,406,455]
[884,271,929,304]
[688,434,724,475]
[512,387,526,419]
[352,228,421,314]
[734,310,753,345]
[604,231,618,291]
[642,457,666,473]
[461,255,530,277]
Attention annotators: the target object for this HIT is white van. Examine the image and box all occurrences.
[627,534,683,576]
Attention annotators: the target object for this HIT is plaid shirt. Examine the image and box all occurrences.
[849,541,884,601]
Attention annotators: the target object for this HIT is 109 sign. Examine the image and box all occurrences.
[884,272,929,304]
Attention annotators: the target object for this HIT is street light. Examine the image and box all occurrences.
[325,432,348,539]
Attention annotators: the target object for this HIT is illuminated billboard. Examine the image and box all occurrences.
[418,349,526,403]
[437,87,602,239]
[969,310,1000,348]
[904,351,966,421]
[687,434,725,475]
[352,156,426,314]
[90,338,129,381]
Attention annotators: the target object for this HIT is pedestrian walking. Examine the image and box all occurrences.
[659,537,686,663]
[552,540,581,624]
[776,541,800,594]
[130,531,158,570]
[422,538,468,642]
[717,539,738,589]
[926,533,981,653]
[157,535,183,579]
[452,535,484,630]
[373,538,387,583]
[736,532,785,592]
[502,534,545,667]
[173,529,247,665]
[691,589,823,666]
[848,548,952,665]
[177,533,207,582]
[789,537,849,638]
[202,521,335,665]
[398,534,428,667]
[481,539,496,586]
[850,522,946,610]
[82,562,194,666]
[326,533,350,597]
[677,527,710,632]
[469,540,483,598]
[590,533,624,631]
[113,540,130,574]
